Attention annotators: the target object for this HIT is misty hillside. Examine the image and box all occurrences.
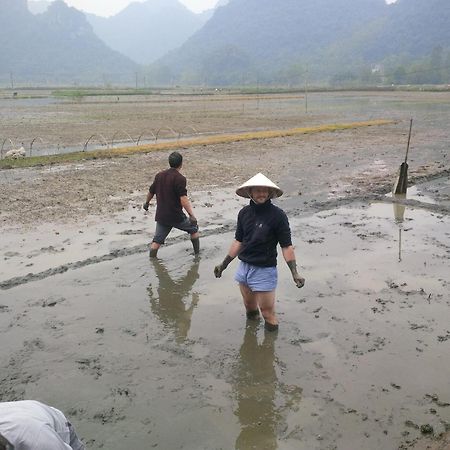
[4,0,450,87]
[0,0,138,85]
[153,0,450,85]
[28,0,51,14]
[366,0,450,57]
[86,0,209,65]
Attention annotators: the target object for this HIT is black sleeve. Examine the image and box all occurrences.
[276,210,292,248]
[234,210,244,242]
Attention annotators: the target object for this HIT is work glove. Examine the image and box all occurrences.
[143,202,149,211]
[293,273,305,288]
[214,255,233,278]
[287,260,305,288]
[214,263,225,278]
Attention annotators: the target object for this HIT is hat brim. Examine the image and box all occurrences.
[236,186,283,199]
[235,173,283,198]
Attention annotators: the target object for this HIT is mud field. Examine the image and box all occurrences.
[0,91,449,450]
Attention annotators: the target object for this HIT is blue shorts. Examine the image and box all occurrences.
[152,216,199,244]
[234,261,277,292]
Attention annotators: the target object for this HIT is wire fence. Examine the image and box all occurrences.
[0,126,201,159]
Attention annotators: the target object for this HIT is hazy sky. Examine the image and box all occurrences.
[29,0,397,17]
[37,0,221,16]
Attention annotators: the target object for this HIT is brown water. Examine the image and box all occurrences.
[1,193,449,449]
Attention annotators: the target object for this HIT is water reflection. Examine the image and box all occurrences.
[392,193,406,262]
[147,258,200,342]
[234,323,280,450]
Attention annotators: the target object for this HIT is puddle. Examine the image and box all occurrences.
[386,185,437,204]
[0,201,449,449]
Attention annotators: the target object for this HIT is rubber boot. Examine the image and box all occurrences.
[246,309,260,320]
[264,321,279,332]
[191,237,200,255]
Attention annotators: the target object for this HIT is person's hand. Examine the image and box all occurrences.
[189,215,198,226]
[214,264,225,278]
[214,255,233,279]
[293,274,305,288]
[143,202,149,211]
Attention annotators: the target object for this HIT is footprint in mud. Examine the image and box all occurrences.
[92,406,126,424]
[307,237,325,244]
[118,229,144,235]
[27,246,65,258]
[76,356,103,379]
[121,328,137,337]
[0,304,10,313]
[0,338,45,400]
[351,330,388,354]
[4,251,21,259]
[371,297,394,314]
[28,296,66,308]
[437,331,450,342]
[43,319,65,336]
[110,387,134,399]
[290,336,313,345]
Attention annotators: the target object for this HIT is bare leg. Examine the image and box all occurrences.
[239,283,259,318]
[255,290,278,330]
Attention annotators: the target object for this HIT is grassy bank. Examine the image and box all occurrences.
[0,119,394,170]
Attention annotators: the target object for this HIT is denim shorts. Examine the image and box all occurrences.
[152,216,199,244]
[234,260,278,292]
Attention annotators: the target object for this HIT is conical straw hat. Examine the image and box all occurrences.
[236,173,283,198]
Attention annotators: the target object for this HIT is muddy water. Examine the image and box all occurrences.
[1,193,449,449]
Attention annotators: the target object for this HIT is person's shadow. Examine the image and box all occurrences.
[233,323,280,450]
[147,258,200,343]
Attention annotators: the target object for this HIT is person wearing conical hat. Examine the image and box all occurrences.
[214,173,305,331]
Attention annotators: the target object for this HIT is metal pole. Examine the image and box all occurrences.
[304,67,308,114]
[404,118,413,163]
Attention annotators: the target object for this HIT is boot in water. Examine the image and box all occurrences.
[191,237,200,255]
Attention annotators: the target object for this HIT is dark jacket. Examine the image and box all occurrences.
[235,200,292,267]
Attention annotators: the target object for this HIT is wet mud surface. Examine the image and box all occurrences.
[1,91,449,449]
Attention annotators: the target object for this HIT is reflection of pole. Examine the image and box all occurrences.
[392,193,405,262]
[393,194,406,223]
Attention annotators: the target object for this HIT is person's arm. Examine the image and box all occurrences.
[214,240,242,278]
[143,191,154,211]
[281,245,305,288]
[180,195,197,224]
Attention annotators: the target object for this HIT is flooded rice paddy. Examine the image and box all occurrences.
[1,189,449,450]
[1,89,449,449]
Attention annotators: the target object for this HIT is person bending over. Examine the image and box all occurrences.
[0,400,85,450]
